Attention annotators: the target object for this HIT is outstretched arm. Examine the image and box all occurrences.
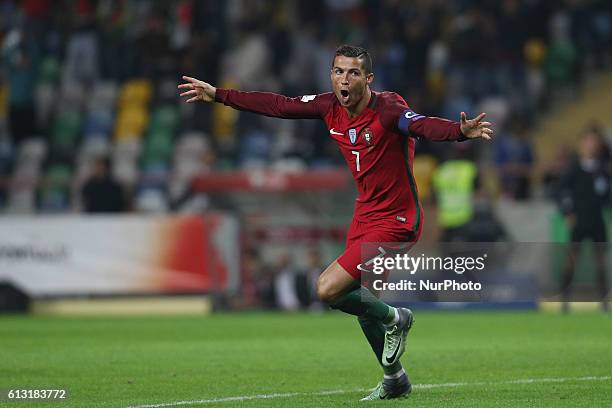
[379,94,494,142]
[403,110,493,142]
[178,76,326,119]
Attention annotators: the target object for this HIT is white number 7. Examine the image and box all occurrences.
[351,150,360,171]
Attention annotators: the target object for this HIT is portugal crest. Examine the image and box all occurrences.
[349,128,357,144]
[360,127,373,146]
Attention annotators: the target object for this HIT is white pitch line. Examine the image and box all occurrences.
[125,376,612,408]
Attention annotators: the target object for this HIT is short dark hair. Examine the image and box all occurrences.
[333,44,373,74]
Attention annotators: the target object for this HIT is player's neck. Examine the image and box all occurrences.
[345,87,372,118]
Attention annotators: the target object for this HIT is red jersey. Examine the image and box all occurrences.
[215,89,465,232]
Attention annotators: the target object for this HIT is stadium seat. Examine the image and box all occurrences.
[118,79,153,107]
[79,136,111,159]
[44,164,72,185]
[74,157,96,186]
[212,79,240,141]
[83,109,114,138]
[135,188,168,213]
[141,161,169,175]
[175,131,210,157]
[58,81,86,111]
[51,110,82,149]
[157,78,179,103]
[113,139,142,161]
[37,56,60,84]
[149,104,179,134]
[114,105,149,140]
[272,158,307,172]
[38,164,72,212]
[142,130,173,166]
[18,138,48,164]
[87,81,118,112]
[171,133,214,185]
[112,157,139,186]
[178,95,196,122]
[172,157,202,182]
[6,189,36,214]
[34,83,57,127]
[11,161,41,187]
[476,96,510,130]
[140,160,170,191]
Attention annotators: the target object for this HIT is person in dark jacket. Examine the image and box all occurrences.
[81,157,126,213]
[558,130,610,312]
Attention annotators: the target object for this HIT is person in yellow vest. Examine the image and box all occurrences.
[432,151,478,242]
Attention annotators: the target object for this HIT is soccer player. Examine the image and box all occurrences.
[179,45,493,400]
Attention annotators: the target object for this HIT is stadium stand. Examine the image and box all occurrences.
[0,0,609,314]
[0,1,610,243]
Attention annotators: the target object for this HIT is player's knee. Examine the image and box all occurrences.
[316,276,340,304]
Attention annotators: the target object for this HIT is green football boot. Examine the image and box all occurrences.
[382,308,414,367]
[360,374,412,401]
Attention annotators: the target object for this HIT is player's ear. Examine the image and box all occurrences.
[366,72,374,85]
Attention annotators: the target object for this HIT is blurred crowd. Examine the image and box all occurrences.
[1,0,611,311]
[1,0,611,214]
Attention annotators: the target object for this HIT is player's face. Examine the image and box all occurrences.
[331,55,373,108]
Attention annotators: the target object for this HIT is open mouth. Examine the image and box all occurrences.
[340,89,350,104]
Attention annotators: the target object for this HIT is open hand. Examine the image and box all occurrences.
[460,112,493,140]
[178,76,216,103]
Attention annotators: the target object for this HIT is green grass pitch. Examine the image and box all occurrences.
[1,311,611,407]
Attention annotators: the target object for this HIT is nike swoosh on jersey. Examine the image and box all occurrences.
[329,128,344,135]
[356,263,370,273]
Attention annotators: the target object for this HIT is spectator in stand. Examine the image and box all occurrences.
[248,250,277,310]
[81,157,126,213]
[546,8,578,90]
[494,120,535,200]
[296,247,325,310]
[237,247,268,309]
[2,29,38,147]
[62,0,99,84]
[432,147,479,242]
[0,0,611,213]
[270,252,300,311]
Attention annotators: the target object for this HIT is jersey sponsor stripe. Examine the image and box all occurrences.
[401,137,421,232]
